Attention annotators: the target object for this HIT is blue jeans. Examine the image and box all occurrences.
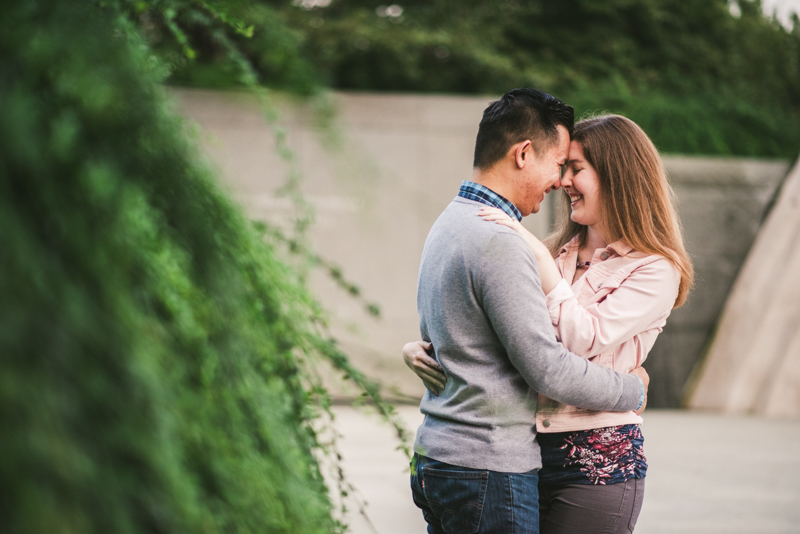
[410,453,540,534]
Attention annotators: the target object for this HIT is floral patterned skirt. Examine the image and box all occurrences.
[538,424,647,486]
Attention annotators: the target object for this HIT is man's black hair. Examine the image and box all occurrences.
[473,88,574,170]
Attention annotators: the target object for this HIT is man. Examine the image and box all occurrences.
[409,88,648,533]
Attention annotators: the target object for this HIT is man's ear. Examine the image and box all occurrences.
[514,140,532,169]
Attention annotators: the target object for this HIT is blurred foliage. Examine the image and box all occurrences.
[127,0,800,157]
[0,1,409,532]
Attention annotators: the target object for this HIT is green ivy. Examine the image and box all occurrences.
[0,2,408,532]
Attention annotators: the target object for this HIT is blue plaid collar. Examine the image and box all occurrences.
[458,181,522,222]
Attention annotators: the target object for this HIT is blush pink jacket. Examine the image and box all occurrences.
[535,236,681,433]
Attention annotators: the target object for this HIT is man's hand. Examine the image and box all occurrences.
[630,366,649,415]
[402,341,446,395]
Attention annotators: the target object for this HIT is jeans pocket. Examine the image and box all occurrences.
[423,467,489,534]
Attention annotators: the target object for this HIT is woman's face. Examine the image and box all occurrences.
[561,141,602,229]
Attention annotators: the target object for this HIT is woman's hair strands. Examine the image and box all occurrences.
[547,114,694,307]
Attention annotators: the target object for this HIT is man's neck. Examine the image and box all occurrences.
[471,168,520,208]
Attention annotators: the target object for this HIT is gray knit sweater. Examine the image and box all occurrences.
[414,197,643,473]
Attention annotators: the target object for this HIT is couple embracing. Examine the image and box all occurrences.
[402,88,693,533]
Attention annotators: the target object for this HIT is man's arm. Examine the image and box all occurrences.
[478,231,643,412]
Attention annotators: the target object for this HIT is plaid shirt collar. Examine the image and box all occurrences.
[458,181,523,222]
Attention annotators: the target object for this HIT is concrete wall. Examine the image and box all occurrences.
[649,157,790,406]
[169,88,791,407]
[687,159,800,417]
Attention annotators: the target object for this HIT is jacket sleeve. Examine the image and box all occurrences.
[476,231,643,412]
[545,259,680,358]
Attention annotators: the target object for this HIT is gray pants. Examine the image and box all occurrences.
[539,478,645,534]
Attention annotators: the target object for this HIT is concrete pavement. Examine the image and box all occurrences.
[332,405,800,534]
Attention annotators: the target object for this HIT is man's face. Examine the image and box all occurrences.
[519,125,570,216]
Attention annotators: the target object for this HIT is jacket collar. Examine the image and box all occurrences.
[557,235,633,259]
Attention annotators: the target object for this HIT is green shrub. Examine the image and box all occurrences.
[561,81,800,158]
[145,0,800,158]
[0,2,371,532]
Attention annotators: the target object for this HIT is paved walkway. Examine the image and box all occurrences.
[332,405,800,534]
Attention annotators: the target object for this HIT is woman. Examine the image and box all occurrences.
[403,114,693,533]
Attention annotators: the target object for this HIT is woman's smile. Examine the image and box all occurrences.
[561,140,601,228]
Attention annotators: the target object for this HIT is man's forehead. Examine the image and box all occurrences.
[556,125,570,142]
[535,125,570,160]
[554,127,570,160]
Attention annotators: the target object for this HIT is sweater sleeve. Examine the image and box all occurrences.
[476,232,643,412]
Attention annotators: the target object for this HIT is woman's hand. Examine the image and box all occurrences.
[478,207,564,295]
[478,207,550,260]
[402,341,446,396]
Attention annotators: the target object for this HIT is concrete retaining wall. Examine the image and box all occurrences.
[649,157,790,406]
[169,88,791,407]
[687,159,800,416]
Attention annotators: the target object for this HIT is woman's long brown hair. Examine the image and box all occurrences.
[546,114,694,307]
